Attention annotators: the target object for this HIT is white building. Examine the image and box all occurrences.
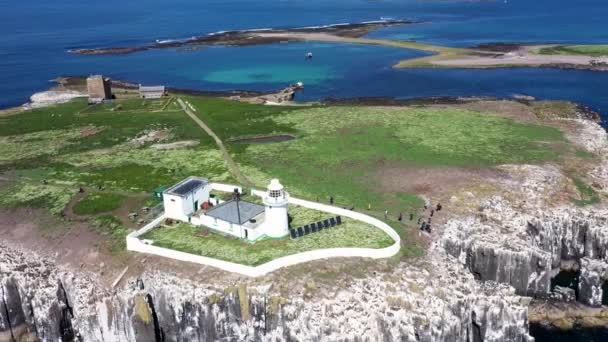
[163,177,212,222]
[162,177,290,242]
[139,85,166,99]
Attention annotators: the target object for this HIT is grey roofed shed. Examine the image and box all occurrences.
[205,200,265,225]
[164,176,209,197]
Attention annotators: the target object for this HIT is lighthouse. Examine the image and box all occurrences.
[262,179,289,238]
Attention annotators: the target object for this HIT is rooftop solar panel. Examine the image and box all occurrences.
[323,219,330,228]
[297,227,304,237]
[290,229,297,239]
[304,226,310,235]
[172,179,204,195]
[336,216,342,225]
[165,177,209,197]
[329,217,336,226]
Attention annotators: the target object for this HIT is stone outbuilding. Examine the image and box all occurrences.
[86,75,112,103]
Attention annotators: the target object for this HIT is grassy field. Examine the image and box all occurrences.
[202,105,566,215]
[538,45,608,57]
[0,182,75,215]
[0,95,587,261]
[73,192,126,215]
[571,177,601,207]
[0,97,246,257]
[0,97,238,239]
[141,215,394,266]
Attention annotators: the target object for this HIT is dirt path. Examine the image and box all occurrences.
[177,98,253,187]
[62,190,88,222]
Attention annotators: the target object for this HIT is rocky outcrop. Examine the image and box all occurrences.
[443,200,608,306]
[0,242,533,342]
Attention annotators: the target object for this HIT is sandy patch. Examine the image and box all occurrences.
[433,52,596,67]
[373,163,507,198]
[24,90,87,109]
[454,100,540,123]
[80,126,103,137]
[151,140,200,150]
[131,129,171,145]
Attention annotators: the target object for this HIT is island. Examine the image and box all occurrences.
[1,76,607,341]
[69,20,608,72]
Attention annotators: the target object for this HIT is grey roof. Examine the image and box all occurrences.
[165,177,209,197]
[205,200,265,225]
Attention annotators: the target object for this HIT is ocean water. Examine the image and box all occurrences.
[2,0,608,120]
[530,324,608,342]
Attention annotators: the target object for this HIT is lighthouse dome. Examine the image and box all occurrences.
[267,179,285,199]
[268,179,283,191]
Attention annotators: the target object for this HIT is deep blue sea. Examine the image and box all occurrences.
[3,0,608,123]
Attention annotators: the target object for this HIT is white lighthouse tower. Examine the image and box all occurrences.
[262,179,289,238]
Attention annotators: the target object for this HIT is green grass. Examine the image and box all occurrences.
[78,163,183,192]
[0,98,214,155]
[185,96,300,145]
[64,144,232,191]
[571,177,600,206]
[538,45,608,57]
[0,96,577,260]
[73,192,126,215]
[0,129,82,165]
[0,182,75,215]
[90,215,129,253]
[231,106,565,215]
[0,98,232,206]
[141,216,394,266]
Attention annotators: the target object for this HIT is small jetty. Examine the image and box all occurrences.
[258,82,304,104]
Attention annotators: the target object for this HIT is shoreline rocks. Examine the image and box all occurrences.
[69,20,415,56]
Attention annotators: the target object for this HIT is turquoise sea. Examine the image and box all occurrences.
[2,0,608,120]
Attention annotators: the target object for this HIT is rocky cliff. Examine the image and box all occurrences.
[444,205,608,306]
[441,118,608,309]
[0,242,533,342]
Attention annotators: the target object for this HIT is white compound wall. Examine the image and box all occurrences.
[127,183,401,277]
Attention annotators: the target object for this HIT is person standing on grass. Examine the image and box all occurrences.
[384,210,388,219]
[398,213,403,221]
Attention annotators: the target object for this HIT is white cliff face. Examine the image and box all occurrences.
[443,203,608,303]
[0,241,534,342]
